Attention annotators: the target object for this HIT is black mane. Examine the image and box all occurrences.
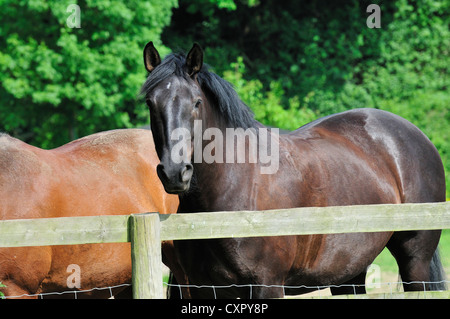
[140,53,257,129]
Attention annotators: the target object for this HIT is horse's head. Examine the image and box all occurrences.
[142,42,204,194]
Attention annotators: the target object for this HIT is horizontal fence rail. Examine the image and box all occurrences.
[159,202,450,240]
[0,202,449,298]
[0,214,130,247]
[1,202,449,248]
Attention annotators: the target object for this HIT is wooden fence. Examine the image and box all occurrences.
[0,202,449,298]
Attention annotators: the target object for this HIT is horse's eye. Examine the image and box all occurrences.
[194,99,202,108]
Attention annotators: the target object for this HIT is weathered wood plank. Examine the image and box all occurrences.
[0,202,448,247]
[0,215,129,247]
[159,202,450,241]
[291,290,450,299]
[130,213,164,299]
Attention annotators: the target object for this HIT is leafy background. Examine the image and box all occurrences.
[0,0,448,197]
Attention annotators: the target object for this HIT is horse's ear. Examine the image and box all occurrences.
[143,41,161,73]
[186,43,203,77]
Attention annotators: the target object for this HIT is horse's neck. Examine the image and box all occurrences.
[181,109,281,212]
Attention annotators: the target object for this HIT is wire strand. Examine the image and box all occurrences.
[3,280,449,299]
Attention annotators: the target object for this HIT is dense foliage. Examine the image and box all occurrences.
[0,0,448,195]
[0,0,176,147]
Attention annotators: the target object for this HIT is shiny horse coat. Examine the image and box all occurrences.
[142,43,446,298]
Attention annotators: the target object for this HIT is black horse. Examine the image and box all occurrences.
[141,42,446,298]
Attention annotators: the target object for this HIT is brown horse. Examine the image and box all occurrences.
[141,43,447,298]
[0,129,183,298]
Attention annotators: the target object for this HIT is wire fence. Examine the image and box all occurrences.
[163,280,450,299]
[2,283,131,299]
[4,280,449,299]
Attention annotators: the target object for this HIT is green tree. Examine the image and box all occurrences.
[0,0,177,148]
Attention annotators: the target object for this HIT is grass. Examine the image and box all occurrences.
[438,229,450,274]
[0,282,5,299]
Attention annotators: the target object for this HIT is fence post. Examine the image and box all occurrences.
[130,213,163,299]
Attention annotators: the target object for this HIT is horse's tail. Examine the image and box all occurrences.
[429,247,447,291]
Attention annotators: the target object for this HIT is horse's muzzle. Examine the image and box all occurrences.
[156,163,193,194]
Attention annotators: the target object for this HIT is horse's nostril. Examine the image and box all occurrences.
[180,164,193,182]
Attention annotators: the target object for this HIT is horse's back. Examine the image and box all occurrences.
[1,129,177,219]
[51,129,178,217]
[294,108,445,203]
